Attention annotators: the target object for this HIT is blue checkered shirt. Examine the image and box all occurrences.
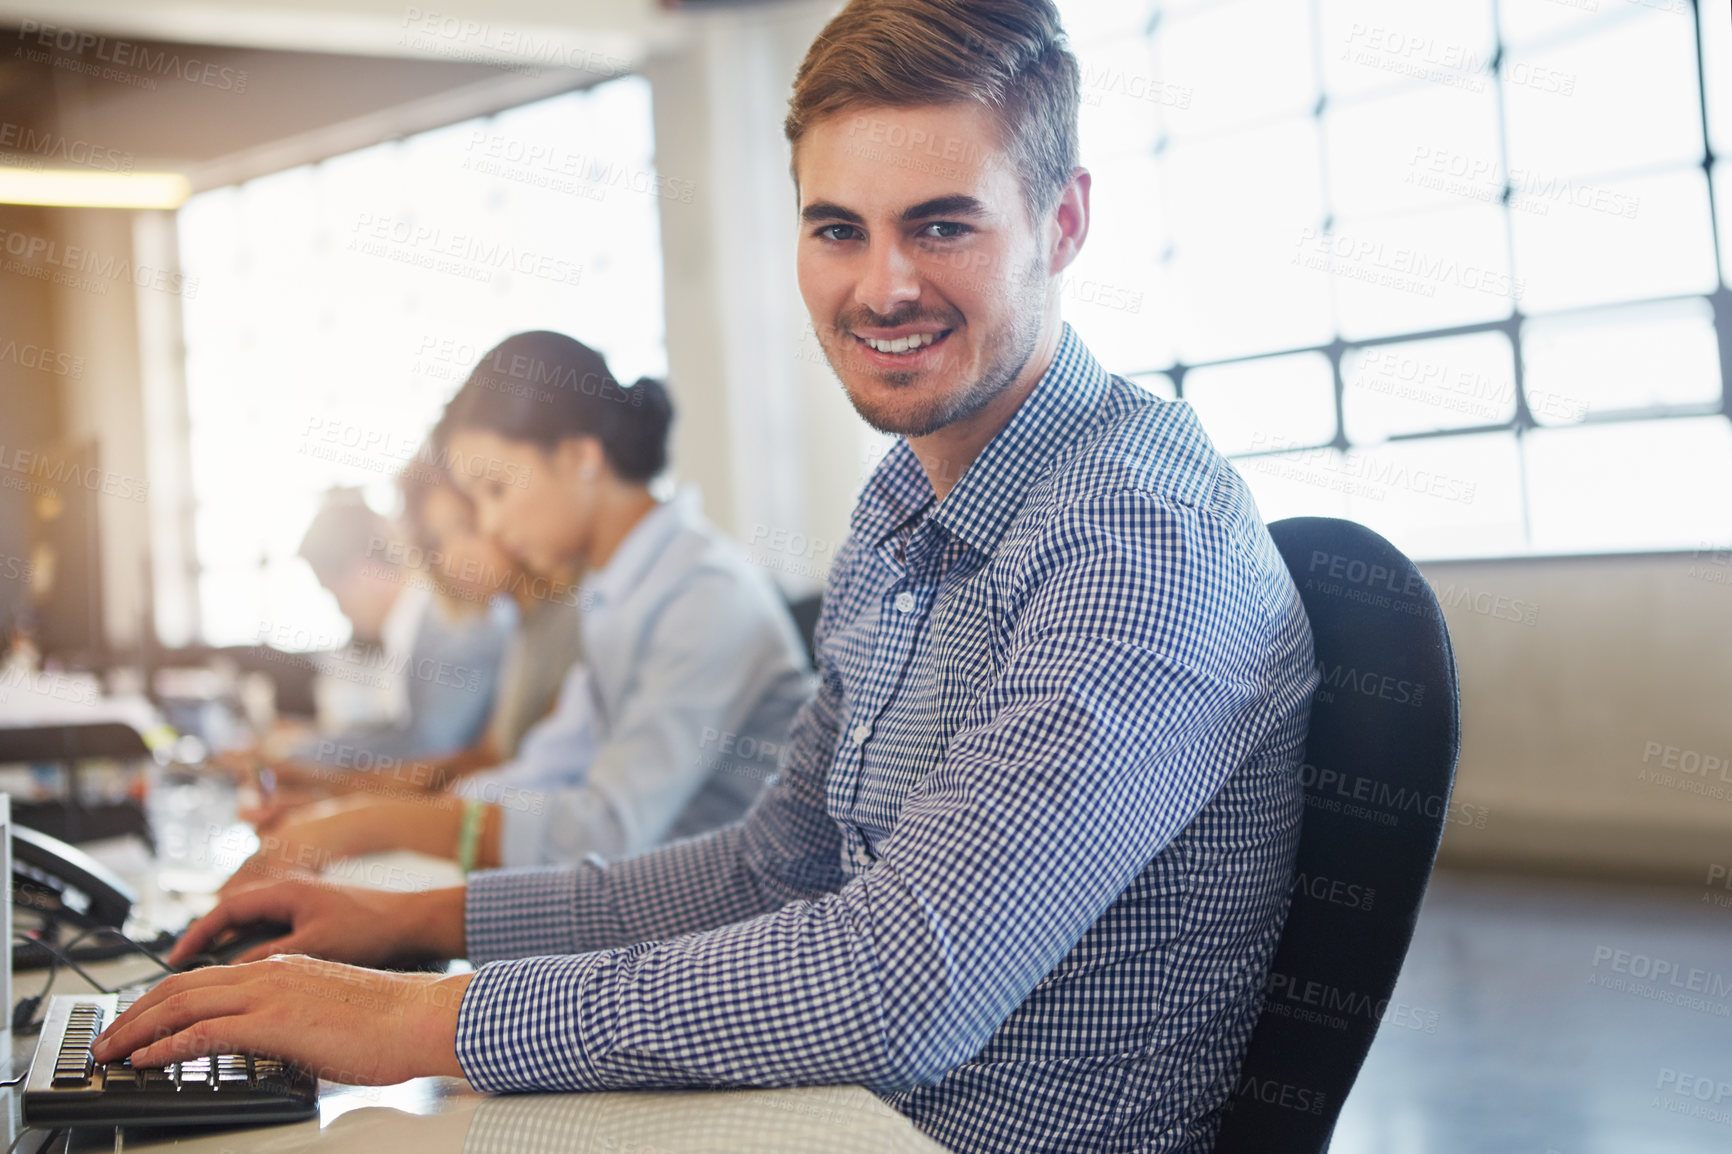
[455,325,1318,1153]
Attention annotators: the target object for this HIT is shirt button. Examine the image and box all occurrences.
[894,592,916,614]
[850,723,871,746]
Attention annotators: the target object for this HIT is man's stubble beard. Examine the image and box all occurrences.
[827,256,1049,438]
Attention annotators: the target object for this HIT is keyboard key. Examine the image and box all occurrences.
[101,1065,138,1089]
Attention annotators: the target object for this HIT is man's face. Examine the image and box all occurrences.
[794,102,1054,438]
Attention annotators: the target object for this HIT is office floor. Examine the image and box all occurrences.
[1330,870,1732,1154]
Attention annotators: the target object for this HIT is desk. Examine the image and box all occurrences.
[7,902,948,1152]
[0,692,163,844]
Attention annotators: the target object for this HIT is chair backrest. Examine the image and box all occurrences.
[785,593,824,672]
[1213,517,1461,1154]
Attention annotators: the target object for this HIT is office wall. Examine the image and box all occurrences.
[1425,552,1732,883]
[646,0,862,597]
[0,205,64,638]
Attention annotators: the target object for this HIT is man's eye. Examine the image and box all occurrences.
[921,222,968,239]
[817,224,860,242]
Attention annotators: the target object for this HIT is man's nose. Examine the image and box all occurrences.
[856,238,922,318]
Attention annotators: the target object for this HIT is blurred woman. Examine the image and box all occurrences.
[233,331,812,878]
[264,487,512,766]
[396,435,586,782]
[241,452,583,810]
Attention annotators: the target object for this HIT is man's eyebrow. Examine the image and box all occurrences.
[801,201,865,225]
[900,195,988,223]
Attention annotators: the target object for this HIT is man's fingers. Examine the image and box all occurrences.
[171,882,302,965]
[235,937,297,966]
[171,905,247,966]
[92,977,252,1062]
[128,1013,261,1070]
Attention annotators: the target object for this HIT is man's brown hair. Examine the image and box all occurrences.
[785,0,1080,221]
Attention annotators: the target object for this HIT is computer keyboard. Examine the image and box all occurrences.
[22,987,319,1129]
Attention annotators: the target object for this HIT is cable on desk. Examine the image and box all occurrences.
[10,922,196,1035]
[11,931,63,1036]
[12,918,180,972]
[58,927,176,980]
[10,933,124,996]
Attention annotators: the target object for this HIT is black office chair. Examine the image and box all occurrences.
[1213,517,1461,1154]
[785,592,824,672]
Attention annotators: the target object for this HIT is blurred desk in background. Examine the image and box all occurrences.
[0,689,163,844]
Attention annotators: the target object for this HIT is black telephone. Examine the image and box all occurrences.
[12,823,135,931]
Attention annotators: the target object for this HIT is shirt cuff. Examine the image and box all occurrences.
[465,865,584,964]
[454,953,610,1092]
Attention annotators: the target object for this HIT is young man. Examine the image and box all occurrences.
[95,2,1316,1149]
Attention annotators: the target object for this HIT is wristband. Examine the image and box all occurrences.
[456,799,486,876]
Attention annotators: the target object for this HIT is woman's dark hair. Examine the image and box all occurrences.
[442,331,673,483]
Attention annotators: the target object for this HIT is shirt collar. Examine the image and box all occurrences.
[852,323,1112,558]
[581,488,695,611]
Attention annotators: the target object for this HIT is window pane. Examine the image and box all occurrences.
[1508,167,1716,312]
[1325,79,1501,220]
[1525,417,1732,553]
[1064,151,1172,372]
[1131,372,1177,401]
[178,78,666,646]
[1706,0,1732,158]
[1165,118,1334,361]
[1185,352,1337,456]
[1320,0,1497,102]
[1057,0,1158,51]
[1073,37,1164,161]
[1719,162,1732,291]
[1338,432,1526,560]
[1522,298,1721,425]
[1235,447,1353,524]
[1343,332,1517,442]
[1502,9,1703,181]
[1498,0,1618,48]
[197,570,274,655]
[1157,0,1316,139]
[1235,433,1525,561]
[1318,202,1515,340]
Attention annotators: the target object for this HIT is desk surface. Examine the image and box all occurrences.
[9,931,948,1153]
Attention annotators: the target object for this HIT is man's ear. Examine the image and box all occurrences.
[1047,167,1092,276]
[552,436,605,483]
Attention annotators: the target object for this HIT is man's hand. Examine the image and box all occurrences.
[173,877,467,968]
[90,955,473,1084]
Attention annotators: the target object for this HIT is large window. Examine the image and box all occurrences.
[177,76,666,647]
[1057,0,1730,559]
